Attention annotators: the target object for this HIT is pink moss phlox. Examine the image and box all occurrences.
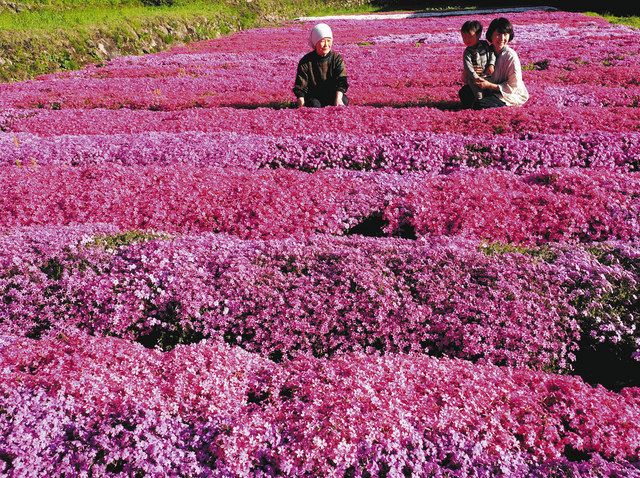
[384,169,640,245]
[1,333,639,475]
[1,228,638,369]
[4,106,640,137]
[1,166,637,244]
[2,131,638,173]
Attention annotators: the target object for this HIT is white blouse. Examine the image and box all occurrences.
[490,45,529,107]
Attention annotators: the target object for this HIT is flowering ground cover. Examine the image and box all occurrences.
[2,130,639,173]
[2,333,640,476]
[1,8,640,477]
[1,166,639,244]
[2,226,639,374]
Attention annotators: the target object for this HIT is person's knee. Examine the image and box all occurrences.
[303,95,348,108]
[459,86,474,109]
[474,95,507,109]
[473,97,488,110]
[306,97,323,108]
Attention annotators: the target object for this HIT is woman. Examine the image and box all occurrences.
[293,23,349,108]
[474,17,529,109]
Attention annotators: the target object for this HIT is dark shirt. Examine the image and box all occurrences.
[293,50,349,103]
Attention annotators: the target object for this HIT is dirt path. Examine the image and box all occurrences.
[298,6,558,22]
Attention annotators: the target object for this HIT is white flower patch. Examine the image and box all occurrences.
[516,22,638,43]
[0,335,18,350]
[369,31,459,45]
[542,85,600,107]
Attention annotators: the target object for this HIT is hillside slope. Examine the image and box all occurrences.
[0,0,373,82]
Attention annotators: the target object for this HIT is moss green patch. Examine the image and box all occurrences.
[0,12,233,81]
[587,243,640,273]
[478,241,557,262]
[88,230,172,250]
[0,3,232,32]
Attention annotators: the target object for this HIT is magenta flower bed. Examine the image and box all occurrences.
[386,169,640,245]
[4,104,640,136]
[2,226,638,371]
[1,8,640,476]
[1,165,638,244]
[2,131,638,173]
[1,333,640,476]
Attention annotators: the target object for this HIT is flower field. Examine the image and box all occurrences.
[1,8,639,477]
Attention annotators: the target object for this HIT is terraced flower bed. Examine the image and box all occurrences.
[1,8,639,477]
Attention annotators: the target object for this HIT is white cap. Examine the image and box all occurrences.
[309,23,333,49]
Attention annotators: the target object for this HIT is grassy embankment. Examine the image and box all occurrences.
[0,0,379,82]
[596,12,640,28]
[0,1,638,83]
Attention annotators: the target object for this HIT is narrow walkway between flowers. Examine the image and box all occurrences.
[298,5,558,22]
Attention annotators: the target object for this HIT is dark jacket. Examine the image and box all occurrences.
[293,51,349,103]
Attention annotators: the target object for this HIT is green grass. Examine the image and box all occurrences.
[585,12,640,28]
[0,0,380,33]
[4,2,639,35]
[4,0,145,7]
[0,0,475,34]
[0,2,243,32]
[478,241,557,262]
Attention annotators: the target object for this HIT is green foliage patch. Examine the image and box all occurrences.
[478,241,557,262]
[586,11,640,28]
[88,230,172,250]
